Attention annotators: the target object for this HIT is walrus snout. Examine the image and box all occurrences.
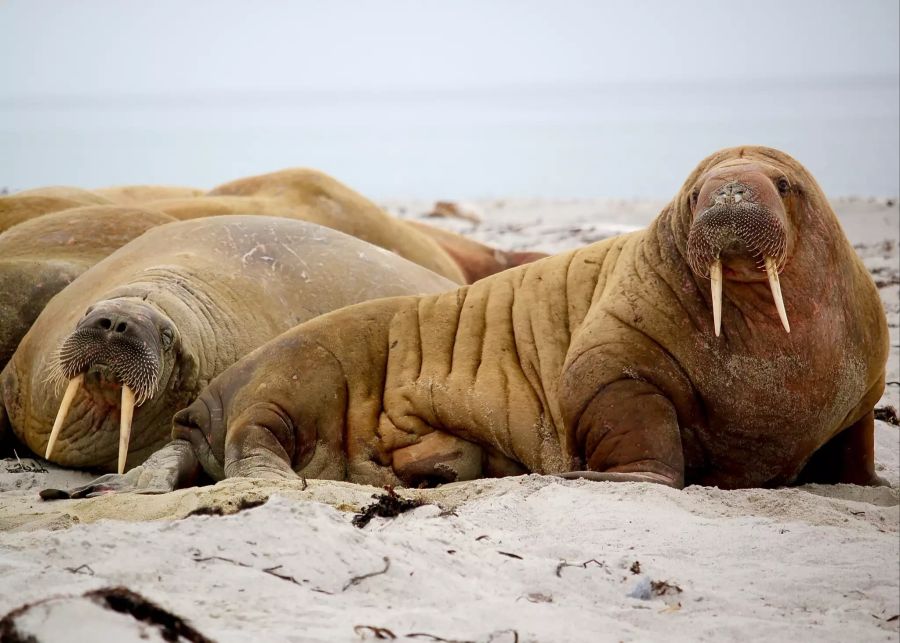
[46,298,177,473]
[686,169,792,336]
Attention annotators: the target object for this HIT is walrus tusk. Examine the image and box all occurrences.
[710,259,723,337]
[118,385,136,474]
[45,374,84,460]
[765,256,790,333]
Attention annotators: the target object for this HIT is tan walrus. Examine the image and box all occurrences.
[93,185,204,204]
[1,216,454,479]
[0,188,113,234]
[4,170,545,284]
[49,146,889,498]
[0,205,176,370]
[202,167,548,283]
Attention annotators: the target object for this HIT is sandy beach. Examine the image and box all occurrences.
[0,197,898,642]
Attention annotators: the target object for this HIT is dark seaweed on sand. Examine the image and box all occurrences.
[352,486,424,528]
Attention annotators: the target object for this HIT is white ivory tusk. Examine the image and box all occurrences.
[45,374,84,460]
[710,259,723,337]
[118,385,136,475]
[765,256,791,333]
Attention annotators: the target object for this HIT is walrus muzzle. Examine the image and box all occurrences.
[45,302,169,473]
[686,183,790,336]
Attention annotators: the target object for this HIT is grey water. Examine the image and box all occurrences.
[1,77,897,199]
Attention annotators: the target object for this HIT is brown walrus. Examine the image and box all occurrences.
[93,185,205,204]
[0,205,176,370]
[4,171,546,284]
[404,220,549,283]
[0,187,113,233]
[202,168,547,283]
[1,216,454,478]
[82,145,887,496]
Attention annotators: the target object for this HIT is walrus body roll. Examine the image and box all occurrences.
[165,147,887,491]
[0,216,455,474]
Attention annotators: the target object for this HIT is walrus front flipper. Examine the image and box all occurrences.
[220,404,306,481]
[41,440,201,500]
[795,411,889,487]
[556,471,678,486]
[567,379,686,489]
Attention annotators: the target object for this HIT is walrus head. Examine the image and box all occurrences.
[683,151,808,336]
[45,297,181,473]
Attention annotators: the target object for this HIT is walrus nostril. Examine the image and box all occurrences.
[115,321,127,333]
[98,318,112,331]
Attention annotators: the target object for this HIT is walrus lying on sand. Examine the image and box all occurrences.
[200,168,547,283]
[0,188,113,233]
[51,146,889,497]
[0,216,454,477]
[0,205,176,370]
[3,169,547,284]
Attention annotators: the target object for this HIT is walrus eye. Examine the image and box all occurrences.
[776,177,791,196]
[160,327,174,350]
[690,189,700,210]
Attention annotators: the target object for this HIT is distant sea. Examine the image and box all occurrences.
[1,78,897,199]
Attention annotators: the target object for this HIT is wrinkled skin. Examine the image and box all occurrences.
[118,146,887,496]
[0,216,454,478]
[0,206,176,371]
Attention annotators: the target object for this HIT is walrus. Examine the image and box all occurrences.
[404,219,549,283]
[93,185,204,204]
[203,168,548,283]
[0,216,454,477]
[0,205,176,370]
[0,187,113,233]
[70,146,887,497]
[149,190,548,284]
[5,171,546,284]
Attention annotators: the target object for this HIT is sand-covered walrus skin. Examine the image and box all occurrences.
[0,205,176,370]
[0,216,454,476]
[153,147,888,492]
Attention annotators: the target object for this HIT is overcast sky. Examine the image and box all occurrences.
[2,0,898,96]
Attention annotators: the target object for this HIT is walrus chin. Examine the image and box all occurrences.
[44,299,176,474]
[686,175,792,337]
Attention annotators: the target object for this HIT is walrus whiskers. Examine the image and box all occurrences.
[45,374,84,460]
[710,259,723,336]
[765,256,790,333]
[118,385,136,474]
